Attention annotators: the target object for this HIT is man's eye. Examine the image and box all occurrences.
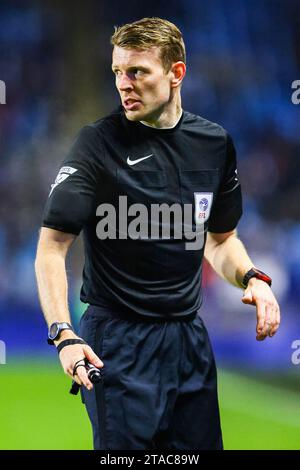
[132,69,144,76]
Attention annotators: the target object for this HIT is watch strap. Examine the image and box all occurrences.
[242,268,272,288]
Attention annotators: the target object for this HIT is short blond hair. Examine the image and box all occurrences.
[111,17,186,72]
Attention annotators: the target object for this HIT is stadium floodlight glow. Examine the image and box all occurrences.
[0,80,6,104]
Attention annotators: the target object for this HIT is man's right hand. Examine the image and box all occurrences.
[54,330,104,390]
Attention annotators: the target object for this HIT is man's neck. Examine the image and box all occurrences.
[140,107,183,129]
[140,93,183,129]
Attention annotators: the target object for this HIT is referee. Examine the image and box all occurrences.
[35,17,280,450]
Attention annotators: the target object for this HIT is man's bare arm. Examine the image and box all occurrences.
[35,227,103,389]
[35,227,76,327]
[204,229,280,340]
[204,229,253,287]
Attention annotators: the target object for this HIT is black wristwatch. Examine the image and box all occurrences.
[242,268,272,289]
[47,322,74,345]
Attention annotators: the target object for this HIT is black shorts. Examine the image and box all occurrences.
[79,304,223,450]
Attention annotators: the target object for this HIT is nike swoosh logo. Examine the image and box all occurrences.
[127,154,154,166]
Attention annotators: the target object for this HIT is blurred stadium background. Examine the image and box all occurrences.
[0,0,300,450]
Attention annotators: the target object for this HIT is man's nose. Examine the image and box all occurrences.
[118,73,134,91]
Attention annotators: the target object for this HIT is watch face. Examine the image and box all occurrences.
[49,323,59,340]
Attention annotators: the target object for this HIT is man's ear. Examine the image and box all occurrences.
[170,61,186,88]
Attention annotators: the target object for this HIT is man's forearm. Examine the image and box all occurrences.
[35,249,71,327]
[35,229,101,387]
[204,232,254,288]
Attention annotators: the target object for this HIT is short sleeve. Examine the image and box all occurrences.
[208,133,243,233]
[42,125,104,235]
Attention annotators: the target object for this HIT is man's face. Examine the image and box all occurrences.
[112,46,173,122]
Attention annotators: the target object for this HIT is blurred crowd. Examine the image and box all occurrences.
[0,1,299,364]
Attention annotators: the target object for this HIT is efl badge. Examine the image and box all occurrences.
[194,192,213,224]
[49,166,78,196]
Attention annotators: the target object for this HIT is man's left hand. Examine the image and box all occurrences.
[241,278,280,341]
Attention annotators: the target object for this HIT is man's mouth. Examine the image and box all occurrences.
[123,98,142,110]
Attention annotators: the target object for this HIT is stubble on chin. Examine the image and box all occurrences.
[124,108,147,121]
[124,111,140,121]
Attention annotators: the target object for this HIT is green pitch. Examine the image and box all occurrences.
[0,360,299,450]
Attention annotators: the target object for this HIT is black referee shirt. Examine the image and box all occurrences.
[42,107,242,319]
